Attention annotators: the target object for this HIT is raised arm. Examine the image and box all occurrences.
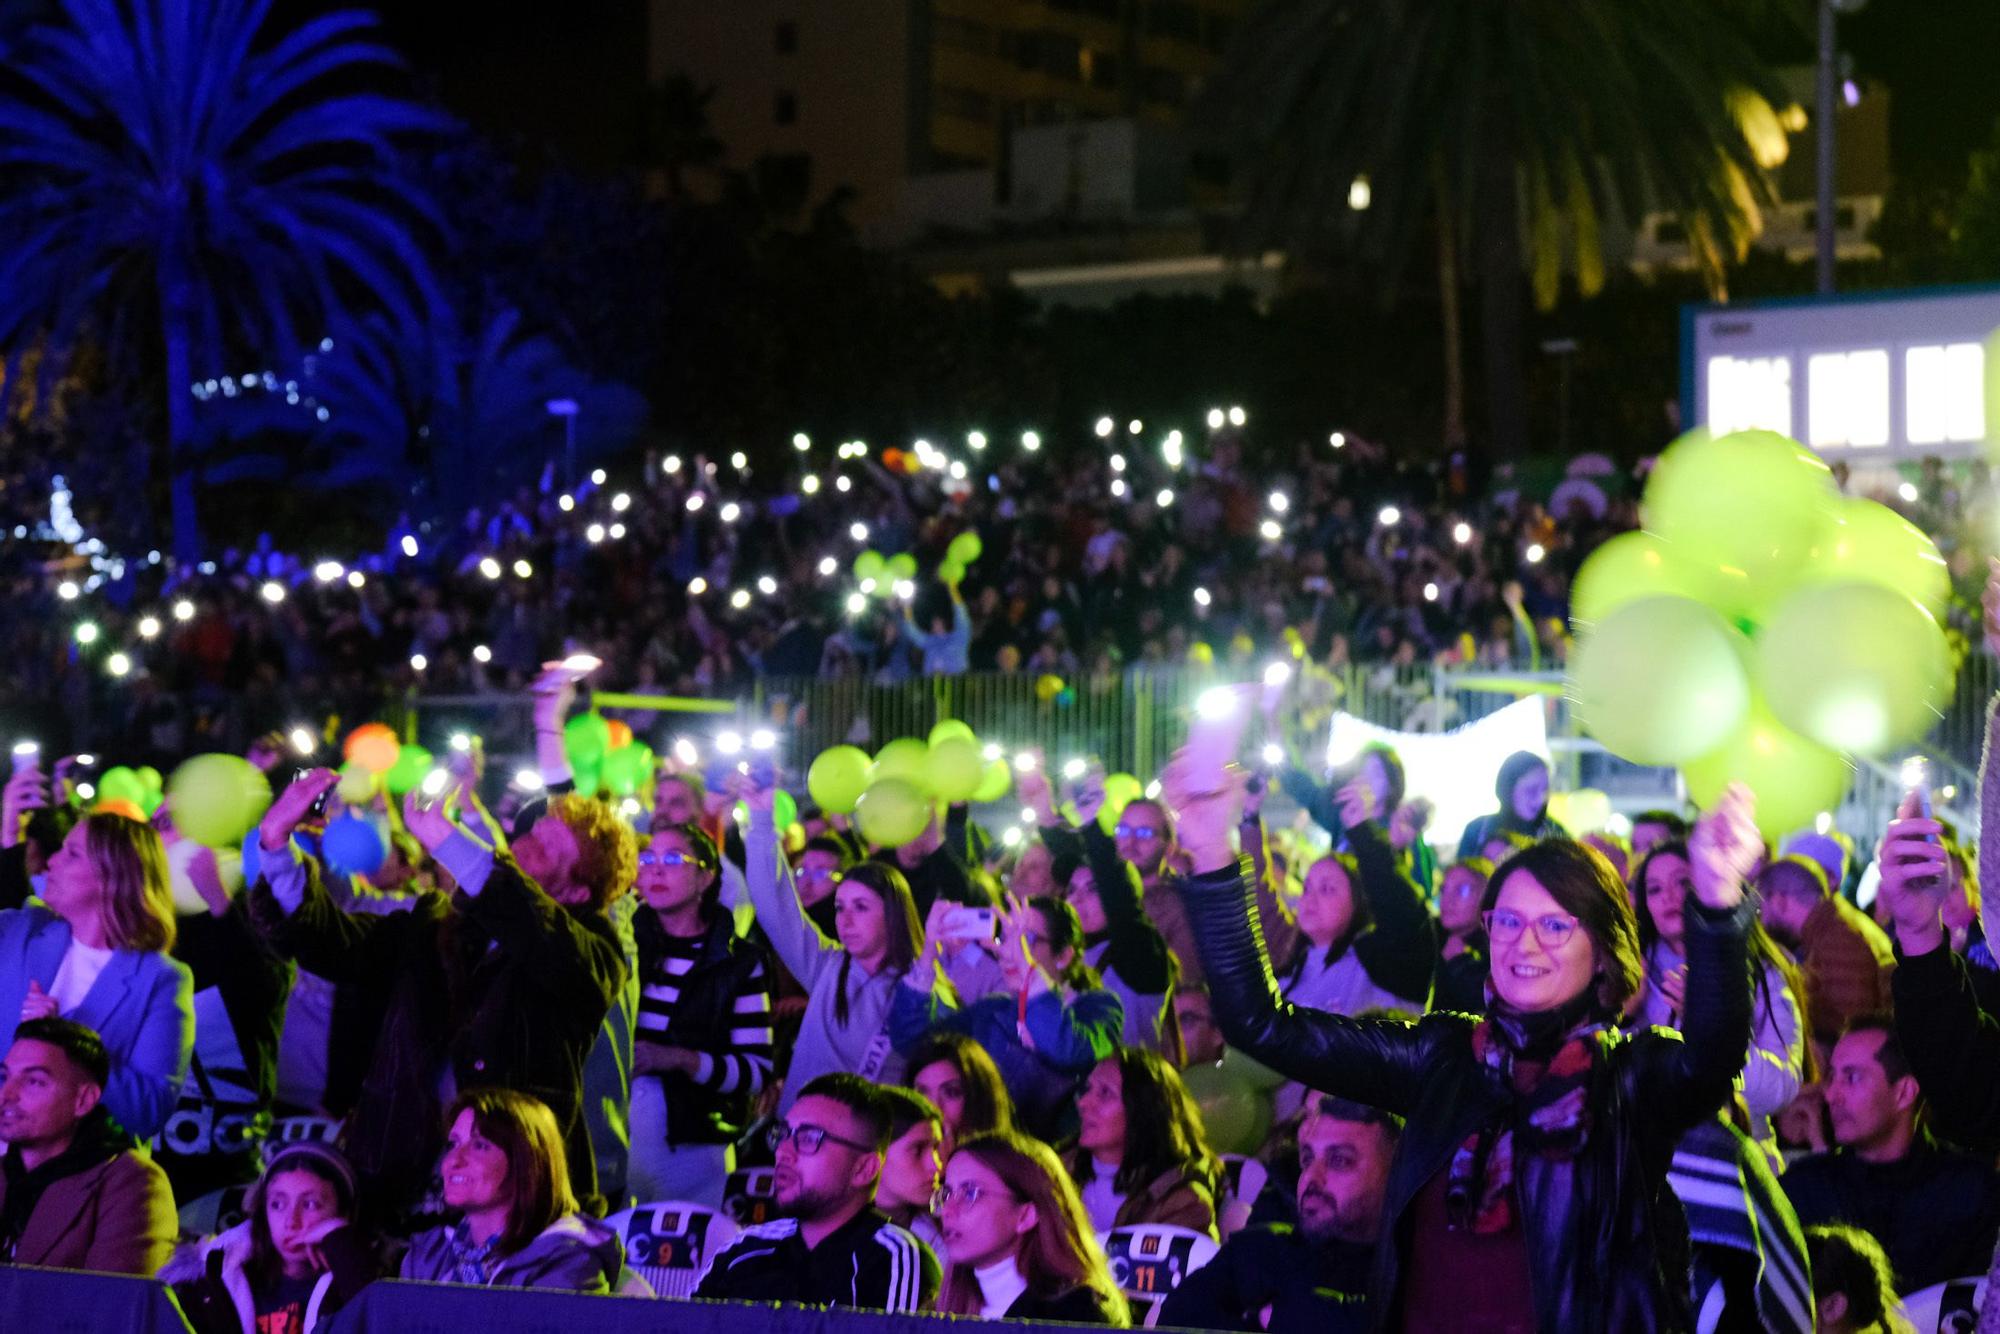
[743,804,842,987]
[1344,810,1438,1007]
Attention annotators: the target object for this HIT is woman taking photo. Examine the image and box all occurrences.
[627,821,774,1205]
[164,1142,386,1333]
[0,811,192,1139]
[909,1031,1017,1156]
[934,1130,1130,1325]
[1635,839,1809,1151]
[893,895,1123,1141]
[1067,1047,1221,1239]
[741,776,923,1101]
[1168,747,1760,1333]
[401,1089,625,1292]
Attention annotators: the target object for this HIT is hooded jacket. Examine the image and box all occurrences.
[399,1212,624,1293]
[161,1219,386,1334]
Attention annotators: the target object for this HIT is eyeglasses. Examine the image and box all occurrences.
[639,850,710,869]
[931,1181,1016,1212]
[796,866,837,882]
[766,1122,874,1157]
[1482,908,1580,950]
[1113,824,1160,841]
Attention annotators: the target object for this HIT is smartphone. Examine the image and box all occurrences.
[11,742,40,774]
[1901,756,1942,891]
[1186,685,1253,776]
[939,905,998,944]
[534,654,602,692]
[296,768,333,819]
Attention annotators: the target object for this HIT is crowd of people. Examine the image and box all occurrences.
[20,420,1987,767]
[6,559,2000,1334]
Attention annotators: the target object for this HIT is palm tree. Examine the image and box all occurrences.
[1206,1,1803,458]
[0,0,444,561]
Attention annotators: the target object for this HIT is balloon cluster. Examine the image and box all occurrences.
[1568,429,1954,837]
[95,764,163,818]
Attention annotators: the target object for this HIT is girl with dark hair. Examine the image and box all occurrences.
[400,1089,624,1292]
[1067,1047,1221,1238]
[1805,1226,1912,1334]
[909,1031,1017,1155]
[1169,743,1761,1333]
[627,821,774,1205]
[935,1130,1130,1325]
[164,1142,387,1333]
[1456,751,1564,859]
[741,776,923,1103]
[894,894,1123,1141]
[1636,838,1810,1151]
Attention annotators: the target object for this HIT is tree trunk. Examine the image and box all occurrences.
[160,287,201,566]
[1434,167,1468,450]
[1475,150,1529,460]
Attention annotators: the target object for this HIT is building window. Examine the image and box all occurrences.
[1906,342,1985,445]
[775,21,797,54]
[775,91,798,125]
[1807,349,1889,448]
[1706,354,1793,437]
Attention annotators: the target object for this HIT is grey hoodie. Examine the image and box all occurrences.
[399,1213,624,1293]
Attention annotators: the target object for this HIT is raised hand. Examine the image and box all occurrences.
[401,777,466,854]
[1334,778,1378,830]
[1687,782,1759,910]
[1,768,48,851]
[258,768,339,853]
[1878,789,1951,954]
[1015,754,1057,824]
[1161,747,1245,874]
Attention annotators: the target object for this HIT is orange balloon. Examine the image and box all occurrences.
[344,723,401,775]
[882,448,904,470]
[93,798,147,822]
[606,719,633,750]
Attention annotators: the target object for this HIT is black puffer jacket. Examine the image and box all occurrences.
[1183,859,1753,1334]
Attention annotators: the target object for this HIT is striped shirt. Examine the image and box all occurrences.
[636,931,775,1096]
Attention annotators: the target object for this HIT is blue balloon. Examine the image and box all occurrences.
[321,814,386,877]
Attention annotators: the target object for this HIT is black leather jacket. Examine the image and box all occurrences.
[1183,859,1754,1334]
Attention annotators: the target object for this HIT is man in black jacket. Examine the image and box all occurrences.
[1161,1094,1392,1333]
[248,768,632,1216]
[697,1073,938,1311]
[1781,1015,2000,1292]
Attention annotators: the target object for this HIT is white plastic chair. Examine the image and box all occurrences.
[607,1201,742,1300]
[722,1166,778,1226]
[1105,1223,1221,1327]
[1899,1275,1985,1332]
[176,1183,253,1237]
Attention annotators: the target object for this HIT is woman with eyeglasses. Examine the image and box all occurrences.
[934,1130,1129,1324]
[1433,858,1494,1014]
[1168,745,1761,1333]
[1635,839,1811,1152]
[626,822,774,1206]
[893,894,1122,1141]
[740,776,925,1103]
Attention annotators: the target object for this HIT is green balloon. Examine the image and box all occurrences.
[853,549,885,583]
[1793,499,1950,617]
[572,762,603,798]
[736,790,799,830]
[871,737,931,789]
[854,777,931,849]
[1755,581,1953,755]
[603,744,656,797]
[886,552,918,581]
[808,745,871,815]
[927,719,976,747]
[385,744,434,796]
[926,736,984,802]
[1099,773,1143,833]
[564,712,613,770]
[1180,1060,1272,1157]
[971,758,1012,804]
[166,754,272,848]
[948,531,983,566]
[136,765,163,794]
[938,558,966,586]
[1568,531,1709,627]
[98,766,145,806]
[1642,428,1837,622]
[1569,596,1751,766]
[1683,698,1851,841]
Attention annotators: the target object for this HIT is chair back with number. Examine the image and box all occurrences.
[1899,1275,1985,1333]
[722,1166,778,1226]
[177,1183,254,1237]
[607,1202,741,1299]
[1104,1223,1220,1327]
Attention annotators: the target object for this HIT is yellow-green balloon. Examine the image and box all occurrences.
[807,745,871,815]
[603,744,656,797]
[854,549,885,582]
[871,737,931,789]
[1568,531,1708,627]
[97,766,146,806]
[337,762,376,805]
[971,758,1012,803]
[385,744,434,796]
[926,736,984,801]
[166,753,272,848]
[1682,698,1851,841]
[948,532,983,565]
[1642,428,1837,622]
[928,719,976,747]
[1568,596,1751,766]
[886,552,918,581]
[1755,581,1952,756]
[854,777,931,848]
[1099,772,1143,833]
[1793,498,1950,616]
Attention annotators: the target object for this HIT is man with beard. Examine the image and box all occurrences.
[695,1074,938,1310]
[1160,1095,1395,1332]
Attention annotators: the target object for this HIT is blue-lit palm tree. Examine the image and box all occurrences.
[0,0,445,561]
